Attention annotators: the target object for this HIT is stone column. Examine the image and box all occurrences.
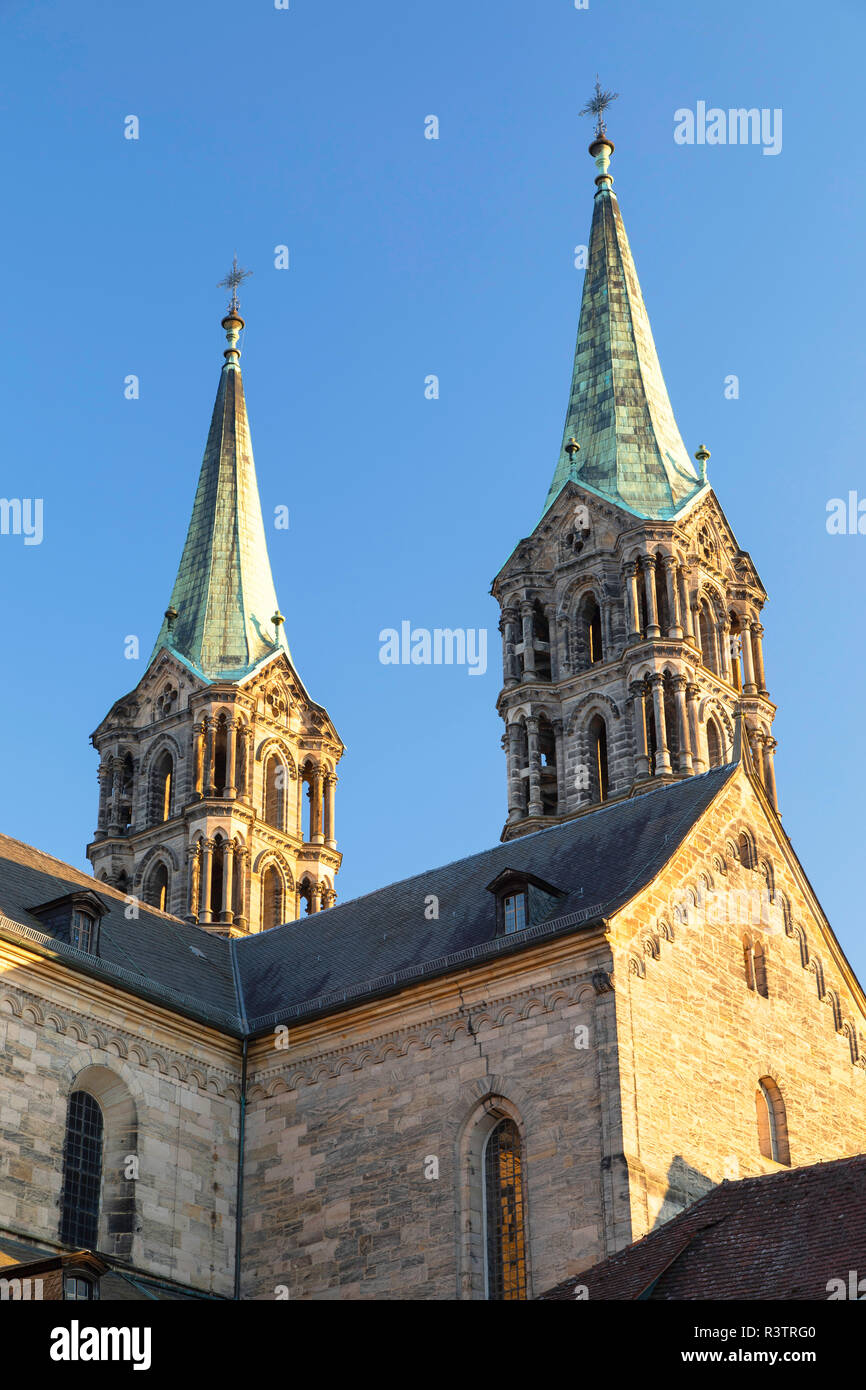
[310,768,324,844]
[526,715,543,816]
[553,717,565,814]
[691,604,702,658]
[520,601,536,678]
[224,720,237,797]
[193,722,204,798]
[664,557,683,638]
[233,847,247,929]
[502,608,520,685]
[630,681,649,779]
[506,723,525,822]
[187,844,201,922]
[321,887,337,910]
[741,617,757,694]
[310,882,322,915]
[687,683,704,773]
[720,622,732,684]
[752,622,767,694]
[763,736,779,812]
[323,773,337,848]
[650,674,671,774]
[200,839,214,924]
[681,574,695,641]
[641,557,660,638]
[623,561,641,638]
[96,764,111,835]
[204,717,215,797]
[221,842,234,925]
[672,675,693,773]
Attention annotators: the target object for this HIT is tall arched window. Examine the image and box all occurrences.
[261,864,284,931]
[743,935,768,997]
[151,751,173,824]
[484,1118,527,1300]
[144,861,170,912]
[264,755,286,831]
[588,714,609,802]
[699,601,717,675]
[756,1078,790,1165]
[575,593,603,670]
[706,718,723,769]
[60,1091,104,1249]
[654,552,669,634]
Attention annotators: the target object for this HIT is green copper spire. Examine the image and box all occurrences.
[149,299,291,682]
[543,128,702,519]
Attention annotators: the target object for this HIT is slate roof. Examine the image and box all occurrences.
[544,139,702,520]
[0,835,241,1033]
[235,764,736,1032]
[0,765,737,1038]
[148,312,291,683]
[538,1154,866,1300]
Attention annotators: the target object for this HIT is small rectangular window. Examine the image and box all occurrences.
[503,893,527,934]
[70,911,93,952]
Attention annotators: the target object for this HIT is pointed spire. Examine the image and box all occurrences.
[149,298,291,682]
[543,120,702,519]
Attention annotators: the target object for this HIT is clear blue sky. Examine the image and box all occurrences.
[1,0,864,980]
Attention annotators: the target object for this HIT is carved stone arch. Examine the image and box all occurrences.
[659,919,674,943]
[21,1003,44,1025]
[134,843,180,887]
[842,1022,860,1064]
[628,956,646,979]
[140,732,184,778]
[555,572,603,623]
[698,696,734,741]
[255,737,297,775]
[824,989,844,1032]
[566,691,622,734]
[697,578,727,618]
[45,1013,66,1033]
[252,849,295,889]
[792,924,810,968]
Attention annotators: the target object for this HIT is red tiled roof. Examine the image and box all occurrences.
[539,1155,866,1300]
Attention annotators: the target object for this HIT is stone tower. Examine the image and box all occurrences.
[88,297,344,933]
[492,131,777,841]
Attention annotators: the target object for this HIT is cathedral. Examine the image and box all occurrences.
[1,123,864,1302]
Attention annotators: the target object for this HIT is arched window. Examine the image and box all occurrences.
[537,715,558,815]
[213,716,228,794]
[588,714,609,802]
[151,751,173,824]
[484,1118,527,1300]
[706,718,723,769]
[118,753,134,833]
[532,602,551,681]
[60,1092,104,1249]
[264,755,286,831]
[738,830,755,870]
[144,861,170,912]
[698,601,717,675]
[654,552,669,634]
[743,935,768,997]
[261,864,284,931]
[756,1078,790,1165]
[575,593,603,670]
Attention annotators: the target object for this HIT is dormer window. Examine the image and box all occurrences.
[486,869,566,936]
[70,908,96,952]
[503,892,527,935]
[28,889,107,956]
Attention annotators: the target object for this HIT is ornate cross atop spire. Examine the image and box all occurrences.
[579,76,619,139]
[217,255,253,314]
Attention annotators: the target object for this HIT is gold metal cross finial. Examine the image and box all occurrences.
[217,255,253,313]
[578,75,619,139]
